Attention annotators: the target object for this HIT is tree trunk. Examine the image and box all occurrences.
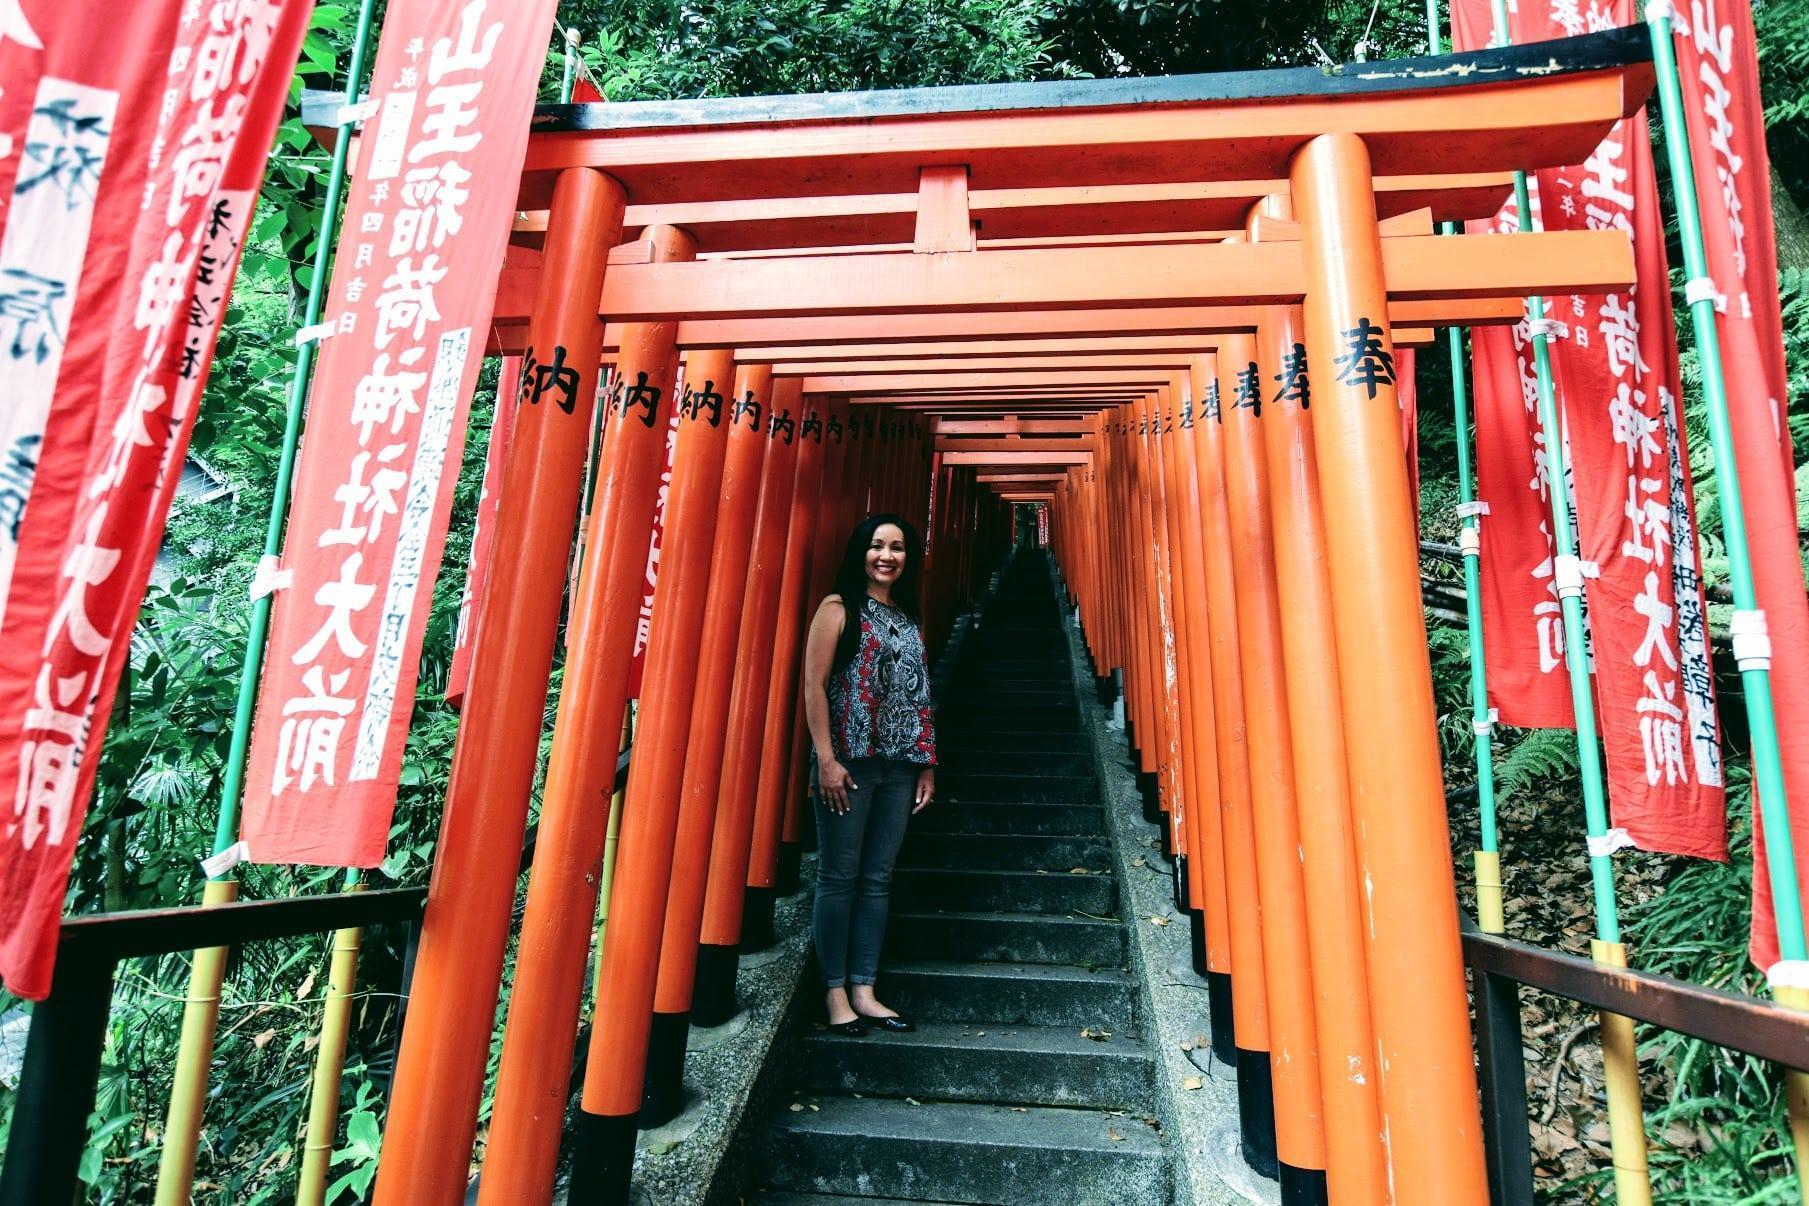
[1772,162,1809,273]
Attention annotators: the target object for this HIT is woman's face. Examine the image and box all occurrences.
[865,524,907,589]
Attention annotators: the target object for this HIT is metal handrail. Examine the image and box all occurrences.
[0,748,632,1206]
[1462,922,1809,1204]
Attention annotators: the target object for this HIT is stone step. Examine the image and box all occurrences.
[898,831,1112,873]
[886,910,1126,967]
[939,771,1094,804]
[935,730,1082,755]
[797,1021,1156,1111]
[880,960,1139,1033]
[893,866,1116,915]
[911,799,1105,836]
[935,748,1090,776]
[756,1097,1168,1205]
[940,706,1080,735]
[748,1195,964,1206]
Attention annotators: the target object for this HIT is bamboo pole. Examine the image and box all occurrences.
[154,5,378,1202]
[1643,10,1809,1193]
[1423,1,1505,936]
[592,708,635,1000]
[1484,3,1651,1194]
[296,881,365,1206]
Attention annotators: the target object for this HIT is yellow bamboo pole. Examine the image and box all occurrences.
[592,707,636,1002]
[296,882,367,1206]
[155,878,238,1206]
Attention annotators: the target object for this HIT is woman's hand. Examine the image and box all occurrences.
[819,757,857,814]
[913,767,935,814]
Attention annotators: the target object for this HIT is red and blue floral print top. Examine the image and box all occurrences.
[825,594,937,765]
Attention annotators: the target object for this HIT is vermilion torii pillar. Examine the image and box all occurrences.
[373,169,624,1206]
[1291,131,1490,1203]
[642,361,775,1122]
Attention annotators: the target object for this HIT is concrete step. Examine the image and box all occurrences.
[893,866,1116,915]
[911,799,1105,836]
[939,771,1094,804]
[887,910,1126,966]
[935,748,1091,776]
[898,831,1112,873]
[797,1021,1156,1111]
[880,960,1139,1032]
[756,1097,1168,1205]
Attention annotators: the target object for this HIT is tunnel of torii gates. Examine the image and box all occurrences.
[311,26,1657,1206]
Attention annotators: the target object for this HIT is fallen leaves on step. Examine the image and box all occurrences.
[1148,915,1170,927]
[1069,867,1091,875]
[905,1097,923,1106]
[1132,857,1147,868]
[789,1102,804,1112]
[1182,1076,1204,1091]
[1080,1027,1112,1041]
[1179,1040,1193,1052]
[1107,1128,1126,1143]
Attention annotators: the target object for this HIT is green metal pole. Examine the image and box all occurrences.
[1644,6,1806,965]
[1643,18,1809,1185]
[156,6,378,1204]
[1488,4,1651,1197]
[1425,0,1505,933]
[1486,0,1620,946]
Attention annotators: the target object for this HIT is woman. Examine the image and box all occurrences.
[801,512,937,1036]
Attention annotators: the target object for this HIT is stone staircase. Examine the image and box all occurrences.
[745,554,1172,1205]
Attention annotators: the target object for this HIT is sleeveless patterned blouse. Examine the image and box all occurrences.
[825,595,937,765]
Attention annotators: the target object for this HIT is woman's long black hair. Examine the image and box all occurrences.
[828,512,922,675]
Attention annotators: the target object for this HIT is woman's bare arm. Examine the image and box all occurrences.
[802,596,855,811]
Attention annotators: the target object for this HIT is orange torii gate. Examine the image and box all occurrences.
[334,27,1657,1206]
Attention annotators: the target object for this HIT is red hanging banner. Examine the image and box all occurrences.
[1518,0,1724,860]
[240,0,559,866]
[0,0,310,999]
[1467,199,1580,731]
[1672,0,1809,961]
[1451,1,1579,729]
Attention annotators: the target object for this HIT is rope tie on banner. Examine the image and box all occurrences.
[1769,961,1809,991]
[1472,707,1499,737]
[1730,608,1773,672]
[249,554,293,601]
[1683,275,1727,313]
[294,321,336,346]
[1644,0,1677,21]
[1525,316,1570,341]
[199,840,251,879]
[1586,828,1635,859]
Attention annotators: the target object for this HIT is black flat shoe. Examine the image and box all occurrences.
[826,1018,870,1036]
[856,1013,915,1033]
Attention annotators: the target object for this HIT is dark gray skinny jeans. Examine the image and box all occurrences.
[813,757,919,988]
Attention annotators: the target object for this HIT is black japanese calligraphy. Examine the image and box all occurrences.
[732,389,763,429]
[520,344,580,415]
[1234,361,1262,417]
[1334,317,1396,400]
[1271,342,1309,410]
[680,377,724,426]
[614,369,661,428]
[770,408,795,445]
[801,409,823,443]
